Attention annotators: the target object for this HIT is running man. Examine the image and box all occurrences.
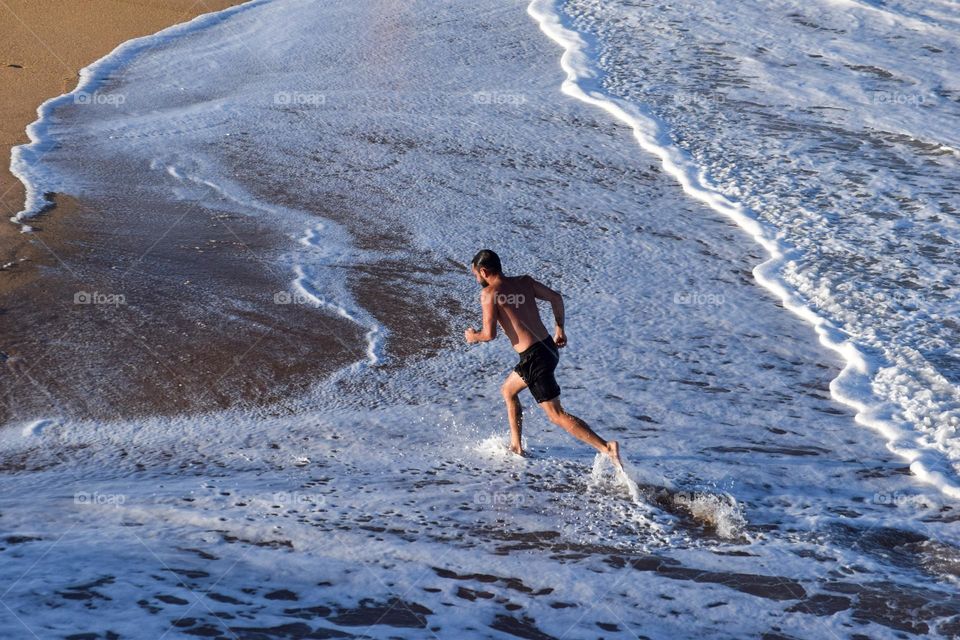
[464,249,623,470]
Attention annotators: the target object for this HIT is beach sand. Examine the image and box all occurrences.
[0,0,404,425]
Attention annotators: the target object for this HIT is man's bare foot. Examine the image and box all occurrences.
[509,443,526,457]
[607,441,623,471]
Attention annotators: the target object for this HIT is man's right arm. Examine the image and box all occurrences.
[465,287,499,344]
[528,276,566,347]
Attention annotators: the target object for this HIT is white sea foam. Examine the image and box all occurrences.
[672,491,747,540]
[529,0,960,500]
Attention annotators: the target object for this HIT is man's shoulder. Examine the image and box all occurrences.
[480,284,501,299]
[519,274,539,290]
[498,275,534,292]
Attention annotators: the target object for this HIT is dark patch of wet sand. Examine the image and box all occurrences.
[206,170,471,373]
[0,192,367,426]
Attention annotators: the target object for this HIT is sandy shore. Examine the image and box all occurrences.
[0,0,384,425]
[0,0,246,222]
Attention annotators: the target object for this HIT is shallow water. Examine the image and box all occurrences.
[561,0,960,498]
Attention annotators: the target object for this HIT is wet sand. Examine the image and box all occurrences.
[0,191,369,424]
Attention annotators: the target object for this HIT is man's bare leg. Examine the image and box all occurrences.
[501,372,528,456]
[540,398,623,470]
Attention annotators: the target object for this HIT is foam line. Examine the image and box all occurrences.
[292,263,382,368]
[165,162,383,369]
[527,0,960,500]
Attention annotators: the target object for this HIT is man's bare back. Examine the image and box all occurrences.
[484,275,560,353]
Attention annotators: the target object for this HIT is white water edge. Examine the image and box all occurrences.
[527,0,960,500]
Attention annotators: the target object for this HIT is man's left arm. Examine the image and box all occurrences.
[530,277,567,347]
[465,290,498,343]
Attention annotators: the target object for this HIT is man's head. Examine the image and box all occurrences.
[471,249,502,287]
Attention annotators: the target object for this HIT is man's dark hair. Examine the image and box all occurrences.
[471,249,502,274]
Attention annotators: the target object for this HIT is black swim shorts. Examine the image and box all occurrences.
[514,335,561,403]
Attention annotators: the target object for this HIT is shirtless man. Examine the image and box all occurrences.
[464,249,623,471]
